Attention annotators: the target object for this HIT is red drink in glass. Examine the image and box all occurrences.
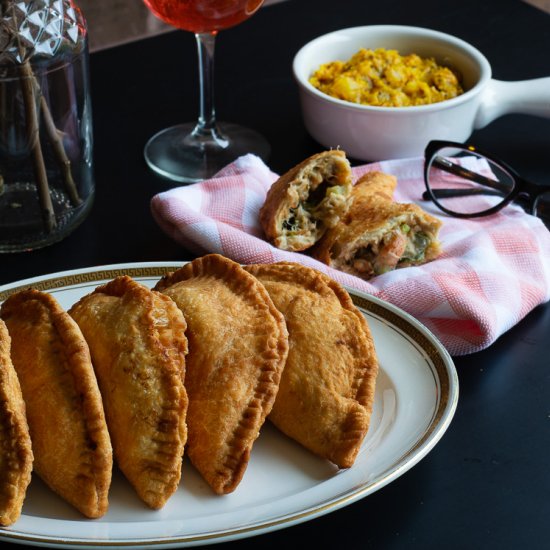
[142,0,269,183]
[143,0,264,33]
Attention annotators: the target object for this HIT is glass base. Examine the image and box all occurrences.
[144,122,270,184]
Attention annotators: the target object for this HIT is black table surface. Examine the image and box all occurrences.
[1,0,550,548]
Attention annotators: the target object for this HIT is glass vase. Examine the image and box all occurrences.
[0,0,94,253]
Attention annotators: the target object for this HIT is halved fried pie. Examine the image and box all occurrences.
[244,262,378,468]
[1,290,112,519]
[154,254,289,494]
[69,276,188,510]
[313,171,442,279]
[260,150,353,251]
[0,319,33,527]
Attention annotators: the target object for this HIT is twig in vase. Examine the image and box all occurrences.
[18,59,57,233]
[39,91,82,206]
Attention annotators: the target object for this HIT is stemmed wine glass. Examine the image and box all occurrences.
[142,0,270,183]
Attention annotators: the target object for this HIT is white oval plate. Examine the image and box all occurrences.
[0,263,458,549]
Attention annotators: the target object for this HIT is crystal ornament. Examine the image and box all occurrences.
[0,0,86,64]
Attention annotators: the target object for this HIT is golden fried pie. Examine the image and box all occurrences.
[155,254,289,494]
[0,319,33,527]
[69,276,188,510]
[313,171,442,279]
[260,150,353,251]
[244,262,378,468]
[0,290,112,519]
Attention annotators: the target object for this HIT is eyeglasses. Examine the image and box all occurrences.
[422,140,550,228]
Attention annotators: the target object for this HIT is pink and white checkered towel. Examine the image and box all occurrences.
[151,154,550,356]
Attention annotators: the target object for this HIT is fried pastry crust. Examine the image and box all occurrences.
[260,150,353,251]
[244,262,378,468]
[155,254,289,494]
[313,171,442,279]
[1,290,112,519]
[69,276,188,510]
[0,320,33,526]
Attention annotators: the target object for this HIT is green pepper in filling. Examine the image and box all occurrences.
[327,185,345,196]
[399,231,430,263]
[305,183,345,212]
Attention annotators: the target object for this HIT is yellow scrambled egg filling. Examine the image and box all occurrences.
[309,48,464,107]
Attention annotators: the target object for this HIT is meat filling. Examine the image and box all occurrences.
[350,225,431,276]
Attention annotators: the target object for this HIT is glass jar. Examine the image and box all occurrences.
[0,0,94,253]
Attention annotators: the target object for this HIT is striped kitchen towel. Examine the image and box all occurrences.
[151,154,550,356]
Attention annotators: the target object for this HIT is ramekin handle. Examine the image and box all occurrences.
[474,77,550,129]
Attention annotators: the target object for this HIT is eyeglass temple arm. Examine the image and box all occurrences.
[430,156,510,193]
[422,187,504,200]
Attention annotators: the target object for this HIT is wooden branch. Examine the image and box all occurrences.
[18,60,56,233]
[39,91,82,205]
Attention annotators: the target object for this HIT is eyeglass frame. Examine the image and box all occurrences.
[422,140,550,219]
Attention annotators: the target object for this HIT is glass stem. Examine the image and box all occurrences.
[194,32,226,144]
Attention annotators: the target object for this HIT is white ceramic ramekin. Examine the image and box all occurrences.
[293,25,550,161]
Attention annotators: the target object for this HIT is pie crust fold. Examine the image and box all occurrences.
[155,254,289,494]
[244,262,379,468]
[0,319,33,526]
[1,290,112,519]
[69,276,188,510]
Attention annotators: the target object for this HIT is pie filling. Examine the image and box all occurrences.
[282,182,348,239]
[348,224,431,277]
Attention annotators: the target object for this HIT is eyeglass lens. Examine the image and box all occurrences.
[426,146,516,215]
